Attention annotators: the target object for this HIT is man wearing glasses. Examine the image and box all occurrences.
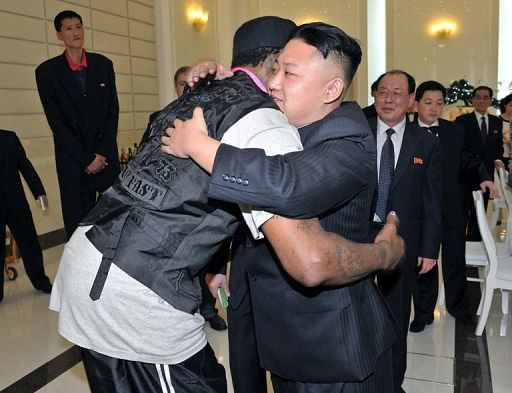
[367,70,442,392]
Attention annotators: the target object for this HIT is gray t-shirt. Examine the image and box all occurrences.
[49,107,302,364]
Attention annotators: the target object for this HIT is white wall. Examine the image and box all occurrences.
[0,0,158,234]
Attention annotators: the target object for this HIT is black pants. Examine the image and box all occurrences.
[466,190,490,241]
[442,224,469,317]
[1,209,50,301]
[58,171,97,239]
[371,224,410,393]
[80,343,227,393]
[412,224,470,320]
[411,263,438,324]
[376,264,412,393]
[227,283,267,393]
[271,347,393,393]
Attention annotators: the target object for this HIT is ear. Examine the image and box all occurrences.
[412,101,419,112]
[323,78,344,104]
[407,93,415,109]
[56,31,63,42]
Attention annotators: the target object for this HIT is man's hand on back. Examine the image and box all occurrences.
[187,60,234,88]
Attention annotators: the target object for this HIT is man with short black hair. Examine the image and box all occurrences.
[456,85,503,241]
[164,23,399,393]
[36,10,120,239]
[363,78,380,119]
[410,81,497,332]
[173,65,191,98]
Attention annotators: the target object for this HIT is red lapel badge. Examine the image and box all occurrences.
[413,157,423,165]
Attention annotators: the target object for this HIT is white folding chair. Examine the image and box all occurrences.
[489,168,507,229]
[497,167,512,254]
[437,241,488,312]
[473,190,512,336]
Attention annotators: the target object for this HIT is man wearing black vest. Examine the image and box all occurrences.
[36,10,120,239]
[455,86,503,241]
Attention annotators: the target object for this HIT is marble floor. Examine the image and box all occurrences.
[1,239,511,392]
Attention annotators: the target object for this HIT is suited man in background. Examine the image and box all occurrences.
[36,10,120,239]
[410,81,497,332]
[362,78,379,119]
[0,130,52,303]
[369,70,442,392]
[455,86,503,241]
[174,65,191,98]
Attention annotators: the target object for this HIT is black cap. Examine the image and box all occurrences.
[232,16,296,59]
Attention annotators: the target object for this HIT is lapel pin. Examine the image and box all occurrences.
[100,83,106,87]
[413,157,423,165]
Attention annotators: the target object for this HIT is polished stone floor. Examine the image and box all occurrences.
[1,236,511,392]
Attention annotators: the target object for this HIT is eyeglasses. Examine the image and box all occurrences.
[376,88,409,102]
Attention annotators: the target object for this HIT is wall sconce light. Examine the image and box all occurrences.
[187,6,209,31]
[430,20,457,38]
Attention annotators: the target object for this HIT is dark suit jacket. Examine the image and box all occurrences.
[418,118,490,228]
[362,103,377,119]
[455,111,503,178]
[369,118,442,262]
[0,130,45,216]
[35,51,120,192]
[209,102,396,383]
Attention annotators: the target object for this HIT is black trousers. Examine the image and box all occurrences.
[466,191,490,241]
[442,224,469,317]
[411,263,438,324]
[227,282,267,393]
[270,347,393,393]
[1,209,50,301]
[376,263,412,393]
[80,344,227,393]
[412,224,469,321]
[58,171,97,239]
[371,224,410,393]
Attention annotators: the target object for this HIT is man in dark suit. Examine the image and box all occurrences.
[362,78,379,119]
[0,130,52,302]
[455,86,503,240]
[164,23,398,393]
[369,70,442,392]
[174,65,191,98]
[36,10,120,239]
[410,81,497,332]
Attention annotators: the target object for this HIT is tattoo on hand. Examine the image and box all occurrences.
[297,220,315,233]
[378,244,388,268]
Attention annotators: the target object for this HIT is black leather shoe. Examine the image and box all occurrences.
[36,281,53,294]
[208,314,227,331]
[456,314,476,325]
[409,320,432,333]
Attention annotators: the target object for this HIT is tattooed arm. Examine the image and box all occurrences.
[261,213,404,287]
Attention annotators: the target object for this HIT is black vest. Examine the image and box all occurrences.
[83,71,277,313]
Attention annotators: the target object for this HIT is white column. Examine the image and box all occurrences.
[154,0,175,106]
[367,0,386,105]
[498,0,512,100]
